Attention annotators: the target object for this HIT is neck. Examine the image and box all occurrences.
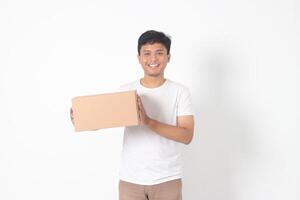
[140,75,166,88]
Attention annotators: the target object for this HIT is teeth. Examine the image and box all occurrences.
[149,64,159,68]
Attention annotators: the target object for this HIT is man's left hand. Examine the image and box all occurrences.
[137,95,151,126]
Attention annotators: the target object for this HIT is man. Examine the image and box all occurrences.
[118,30,194,200]
[71,30,194,200]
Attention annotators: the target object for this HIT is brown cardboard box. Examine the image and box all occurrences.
[72,90,139,132]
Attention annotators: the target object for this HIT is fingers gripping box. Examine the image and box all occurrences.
[72,90,139,132]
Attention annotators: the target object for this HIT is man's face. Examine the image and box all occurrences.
[138,43,170,77]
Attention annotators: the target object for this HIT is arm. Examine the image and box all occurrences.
[137,96,194,145]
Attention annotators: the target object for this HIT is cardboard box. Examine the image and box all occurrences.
[72,90,139,132]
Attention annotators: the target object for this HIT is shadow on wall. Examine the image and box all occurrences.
[182,52,255,200]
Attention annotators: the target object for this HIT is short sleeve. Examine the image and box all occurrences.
[177,87,194,116]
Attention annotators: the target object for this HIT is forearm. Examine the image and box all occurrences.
[146,118,193,145]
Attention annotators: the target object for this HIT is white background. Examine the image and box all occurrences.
[0,0,299,199]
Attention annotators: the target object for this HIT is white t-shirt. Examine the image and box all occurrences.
[119,79,194,185]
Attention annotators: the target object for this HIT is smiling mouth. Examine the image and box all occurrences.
[148,64,160,68]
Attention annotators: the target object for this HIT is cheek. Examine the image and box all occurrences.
[142,59,150,65]
[139,61,147,67]
[160,58,169,65]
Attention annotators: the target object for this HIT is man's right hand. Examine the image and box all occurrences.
[70,108,74,125]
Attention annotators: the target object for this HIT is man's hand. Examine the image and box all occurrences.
[70,108,74,125]
[70,107,99,131]
[136,95,194,145]
[137,95,151,126]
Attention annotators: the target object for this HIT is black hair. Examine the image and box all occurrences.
[137,30,171,55]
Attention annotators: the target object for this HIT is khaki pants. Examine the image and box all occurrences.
[119,179,182,200]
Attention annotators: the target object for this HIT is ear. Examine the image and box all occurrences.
[167,54,171,62]
[137,54,141,64]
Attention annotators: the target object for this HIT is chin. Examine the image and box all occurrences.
[145,72,161,77]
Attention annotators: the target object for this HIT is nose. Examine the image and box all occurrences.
[150,53,158,61]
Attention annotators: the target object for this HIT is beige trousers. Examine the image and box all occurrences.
[119,179,182,200]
